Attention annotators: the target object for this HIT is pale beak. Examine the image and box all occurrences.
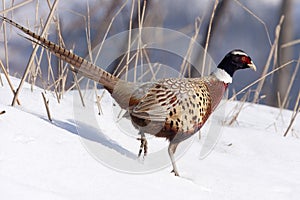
[248,61,257,71]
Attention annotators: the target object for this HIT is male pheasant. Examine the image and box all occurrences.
[1,17,256,176]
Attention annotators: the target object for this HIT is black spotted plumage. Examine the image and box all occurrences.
[129,78,213,139]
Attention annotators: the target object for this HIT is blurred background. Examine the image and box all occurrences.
[0,0,299,110]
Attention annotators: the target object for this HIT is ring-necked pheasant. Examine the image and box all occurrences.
[1,17,256,176]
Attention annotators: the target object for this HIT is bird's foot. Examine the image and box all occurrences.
[171,169,180,177]
[137,136,148,158]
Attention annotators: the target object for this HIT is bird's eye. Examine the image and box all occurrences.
[241,56,251,64]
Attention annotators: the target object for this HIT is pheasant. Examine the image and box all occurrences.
[1,17,256,176]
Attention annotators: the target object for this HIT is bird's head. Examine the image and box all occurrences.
[217,49,256,77]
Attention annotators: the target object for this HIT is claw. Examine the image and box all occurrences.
[171,169,180,176]
[168,143,180,176]
[137,136,148,158]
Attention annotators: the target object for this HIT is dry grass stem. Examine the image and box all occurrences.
[11,0,60,106]
[0,59,21,105]
[112,51,129,77]
[137,61,159,82]
[112,39,144,81]
[94,0,128,64]
[0,0,33,15]
[66,76,84,92]
[233,0,272,46]
[124,0,136,81]
[140,0,146,25]
[29,42,45,90]
[180,17,202,78]
[202,0,218,76]
[85,1,93,63]
[277,92,282,108]
[41,92,52,122]
[52,16,70,100]
[133,0,143,82]
[252,15,284,103]
[72,72,85,107]
[115,51,138,78]
[141,47,156,81]
[0,70,3,86]
[225,91,250,126]
[2,2,10,74]
[283,93,300,137]
[230,59,296,101]
[95,90,105,115]
[281,54,300,108]
[281,39,300,48]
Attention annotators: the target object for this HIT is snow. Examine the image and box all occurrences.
[0,74,300,200]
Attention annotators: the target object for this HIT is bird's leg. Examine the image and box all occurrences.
[137,131,148,158]
[168,142,179,176]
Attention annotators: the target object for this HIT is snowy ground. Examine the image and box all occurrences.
[0,75,300,200]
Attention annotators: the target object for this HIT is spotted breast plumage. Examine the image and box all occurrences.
[1,16,256,176]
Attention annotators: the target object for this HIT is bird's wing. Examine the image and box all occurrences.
[131,78,202,122]
[131,82,179,122]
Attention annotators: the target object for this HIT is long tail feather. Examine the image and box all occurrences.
[0,16,118,92]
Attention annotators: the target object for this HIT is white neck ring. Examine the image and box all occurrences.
[213,68,232,84]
